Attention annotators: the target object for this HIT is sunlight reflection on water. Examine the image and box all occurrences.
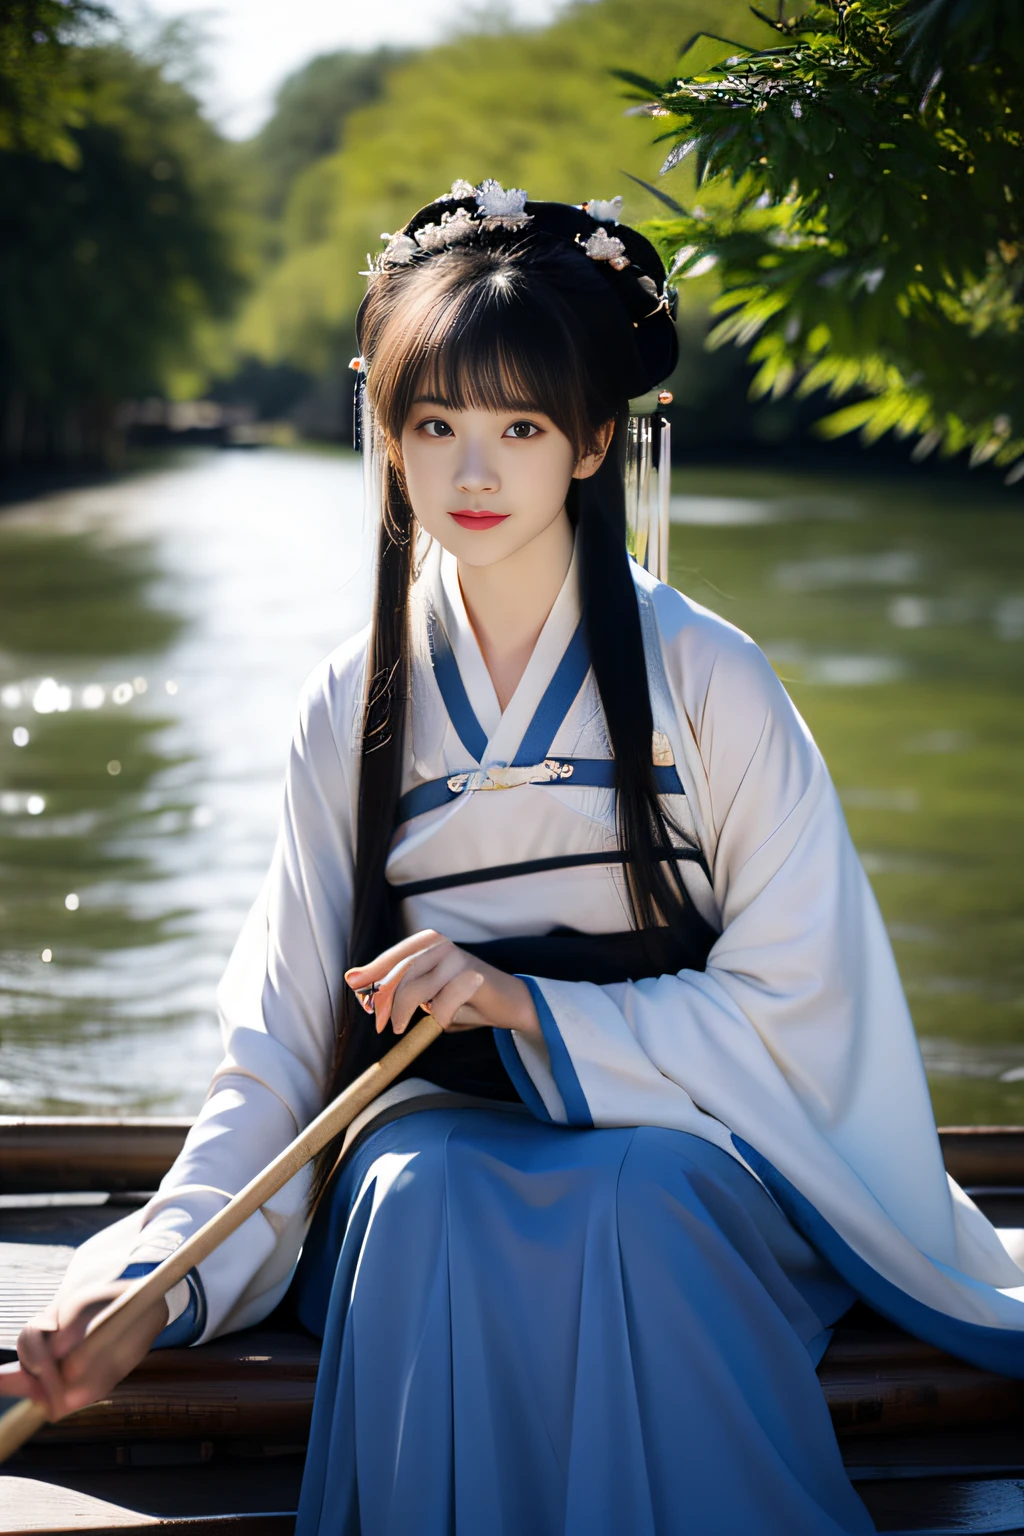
[0,449,371,1113]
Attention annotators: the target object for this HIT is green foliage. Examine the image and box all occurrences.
[624,0,1024,477]
[235,0,770,376]
[0,0,108,165]
[0,41,248,413]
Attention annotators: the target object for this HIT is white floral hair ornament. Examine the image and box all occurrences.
[474,178,530,224]
[378,231,419,267]
[372,179,649,280]
[585,195,624,224]
[414,206,483,253]
[579,227,631,271]
[636,271,672,316]
[374,181,534,269]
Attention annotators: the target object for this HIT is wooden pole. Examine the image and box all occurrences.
[0,1012,443,1464]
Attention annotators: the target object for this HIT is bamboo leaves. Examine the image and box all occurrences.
[630,0,1024,477]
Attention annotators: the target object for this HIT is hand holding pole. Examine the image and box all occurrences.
[0,1012,444,1463]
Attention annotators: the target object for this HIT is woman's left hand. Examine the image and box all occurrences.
[345,930,541,1041]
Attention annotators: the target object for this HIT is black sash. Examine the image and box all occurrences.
[399,915,717,1101]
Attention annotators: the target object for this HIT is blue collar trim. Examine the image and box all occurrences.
[429,611,591,772]
[511,619,590,767]
[429,612,488,764]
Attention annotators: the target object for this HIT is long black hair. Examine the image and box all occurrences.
[310,235,689,1202]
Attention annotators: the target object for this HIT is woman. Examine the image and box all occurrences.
[8,181,1024,1535]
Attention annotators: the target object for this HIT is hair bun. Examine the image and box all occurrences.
[365,180,678,397]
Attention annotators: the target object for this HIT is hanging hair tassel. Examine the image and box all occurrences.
[349,356,366,451]
[625,391,673,584]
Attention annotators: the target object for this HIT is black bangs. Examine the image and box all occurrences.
[417,314,568,419]
[413,278,584,427]
[364,245,621,458]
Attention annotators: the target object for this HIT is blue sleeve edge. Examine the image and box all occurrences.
[493,1027,553,1122]
[516,976,593,1128]
[118,1261,207,1349]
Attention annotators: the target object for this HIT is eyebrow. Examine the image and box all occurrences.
[410,394,545,414]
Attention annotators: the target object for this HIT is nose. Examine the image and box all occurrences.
[456,439,499,497]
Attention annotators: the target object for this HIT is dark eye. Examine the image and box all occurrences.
[504,420,540,439]
[421,419,454,438]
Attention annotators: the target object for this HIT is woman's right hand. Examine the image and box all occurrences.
[0,1281,169,1421]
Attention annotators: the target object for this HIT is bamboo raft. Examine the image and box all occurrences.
[2,1119,1024,1535]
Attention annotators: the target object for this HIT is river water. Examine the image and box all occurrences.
[1,449,1022,1122]
[0,449,371,1114]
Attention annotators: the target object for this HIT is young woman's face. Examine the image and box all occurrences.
[398,397,610,567]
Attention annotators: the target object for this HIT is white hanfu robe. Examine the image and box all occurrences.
[67,537,1024,1373]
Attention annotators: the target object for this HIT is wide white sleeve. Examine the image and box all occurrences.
[504,612,980,1276]
[63,646,361,1339]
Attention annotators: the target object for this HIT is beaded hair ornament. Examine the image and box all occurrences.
[354,178,677,581]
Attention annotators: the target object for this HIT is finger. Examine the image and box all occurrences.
[60,1295,168,1415]
[49,1297,111,1361]
[352,944,450,1023]
[427,971,485,1031]
[16,1326,64,1420]
[369,944,456,1032]
[345,930,445,987]
[0,1359,48,1408]
[388,949,468,1034]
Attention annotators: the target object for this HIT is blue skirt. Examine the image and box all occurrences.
[292,1105,873,1535]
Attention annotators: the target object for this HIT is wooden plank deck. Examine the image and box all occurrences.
[2,1119,1022,1199]
[4,1318,1023,1448]
[0,1460,303,1535]
[0,1121,191,1197]
[2,1466,1024,1534]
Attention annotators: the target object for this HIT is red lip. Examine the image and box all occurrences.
[450,510,509,531]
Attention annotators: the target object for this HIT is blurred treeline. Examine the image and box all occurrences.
[1,3,247,464]
[2,0,797,470]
